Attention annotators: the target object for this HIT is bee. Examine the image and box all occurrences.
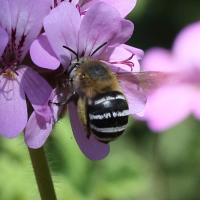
[57,43,175,143]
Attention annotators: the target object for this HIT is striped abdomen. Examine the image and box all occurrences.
[87,91,129,143]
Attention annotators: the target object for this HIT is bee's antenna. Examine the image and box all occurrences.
[63,46,79,61]
[91,42,107,56]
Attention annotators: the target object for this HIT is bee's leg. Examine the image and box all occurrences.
[77,97,91,140]
[49,91,78,106]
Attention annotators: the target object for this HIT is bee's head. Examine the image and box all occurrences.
[63,42,107,77]
[67,57,94,79]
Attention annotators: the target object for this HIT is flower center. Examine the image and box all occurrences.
[0,57,20,79]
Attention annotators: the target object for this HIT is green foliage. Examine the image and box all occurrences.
[1,115,200,200]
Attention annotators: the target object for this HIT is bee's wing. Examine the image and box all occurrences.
[116,72,147,115]
[135,71,180,93]
[116,71,182,115]
[117,71,181,94]
[68,101,110,161]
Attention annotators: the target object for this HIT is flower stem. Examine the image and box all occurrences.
[28,146,57,200]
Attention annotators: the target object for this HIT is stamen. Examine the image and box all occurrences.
[2,70,16,79]
[0,57,20,76]
[76,4,80,12]
[109,54,135,71]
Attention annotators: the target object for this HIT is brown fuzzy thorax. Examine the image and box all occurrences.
[72,60,123,98]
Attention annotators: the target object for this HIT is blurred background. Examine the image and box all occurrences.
[0,0,200,199]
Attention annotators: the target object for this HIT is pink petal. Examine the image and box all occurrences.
[120,44,144,60]
[25,87,66,148]
[109,19,134,47]
[172,21,200,69]
[142,84,194,132]
[25,112,52,148]
[78,2,122,58]
[52,0,80,7]
[0,27,9,57]
[141,47,179,72]
[192,90,200,120]
[68,101,110,161]
[30,34,60,70]
[134,108,145,117]
[44,2,81,70]
[73,0,80,5]
[81,0,136,18]
[17,66,53,122]
[25,105,62,149]
[0,0,51,60]
[99,0,136,18]
[0,76,27,138]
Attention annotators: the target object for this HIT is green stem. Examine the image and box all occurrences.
[28,146,57,200]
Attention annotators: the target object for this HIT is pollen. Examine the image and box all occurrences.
[2,70,16,79]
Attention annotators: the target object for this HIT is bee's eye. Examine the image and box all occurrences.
[68,63,80,78]
[67,62,80,77]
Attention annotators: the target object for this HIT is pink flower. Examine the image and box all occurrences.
[0,0,53,139]
[27,1,145,160]
[52,0,136,18]
[140,21,200,132]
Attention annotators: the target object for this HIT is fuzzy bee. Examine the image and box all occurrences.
[57,43,175,143]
